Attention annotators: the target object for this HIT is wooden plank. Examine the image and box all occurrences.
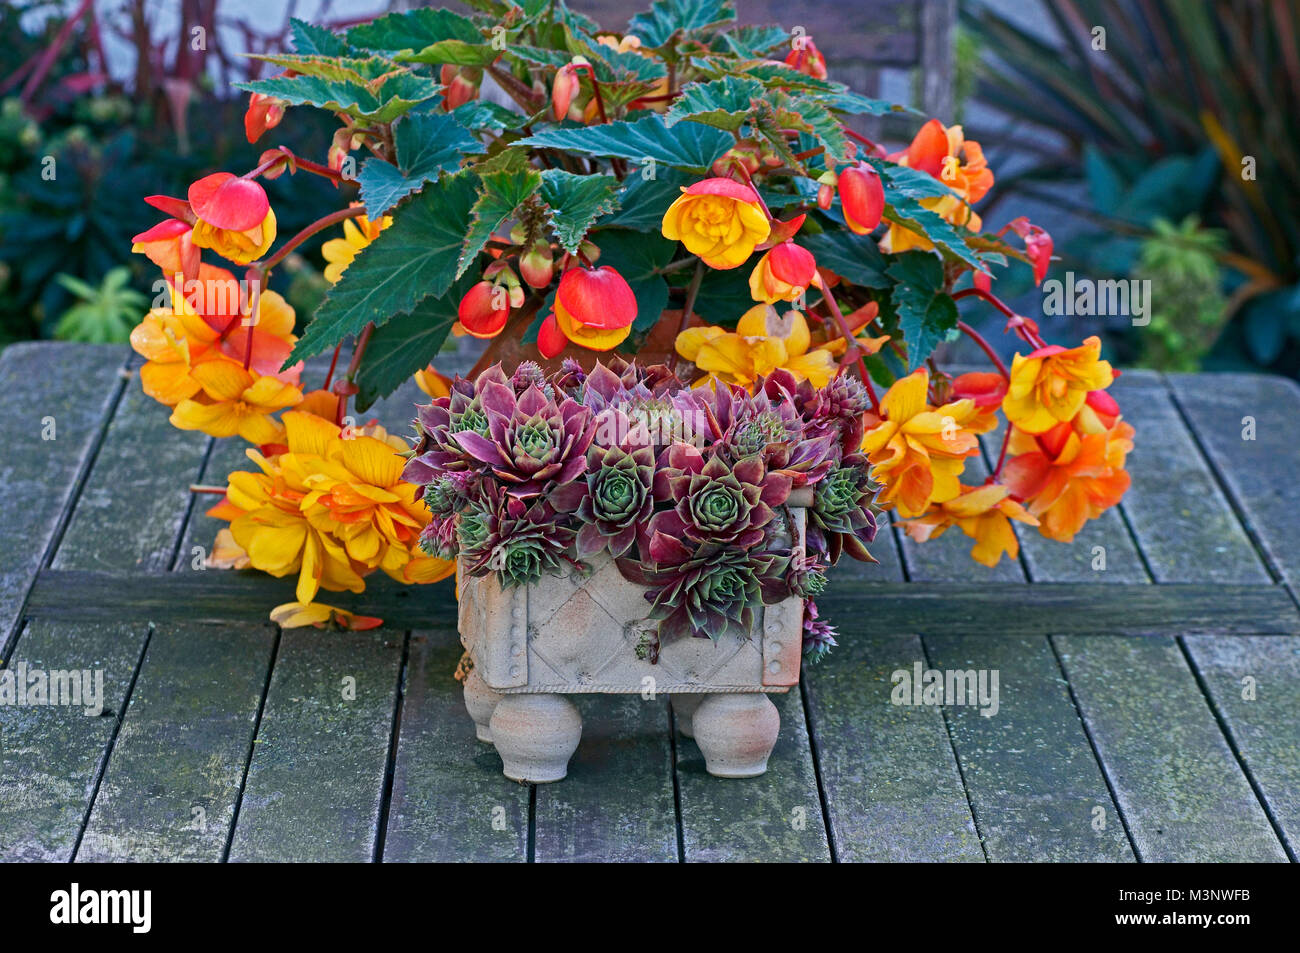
[52,370,209,573]
[1181,635,1300,858]
[897,445,1136,861]
[1167,373,1300,588]
[533,694,678,863]
[27,570,1299,635]
[806,510,980,861]
[227,628,404,863]
[923,634,1134,861]
[1110,371,1268,584]
[0,620,144,861]
[0,342,127,653]
[383,626,529,862]
[675,685,831,862]
[1054,634,1286,861]
[803,632,983,861]
[76,623,276,862]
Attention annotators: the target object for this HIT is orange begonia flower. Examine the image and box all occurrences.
[169,361,302,444]
[902,483,1040,567]
[862,367,995,518]
[1002,416,1135,543]
[882,119,993,253]
[187,172,277,265]
[661,177,771,269]
[1003,336,1114,435]
[749,241,819,304]
[553,265,637,351]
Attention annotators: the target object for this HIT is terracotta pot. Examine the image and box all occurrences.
[459,499,808,782]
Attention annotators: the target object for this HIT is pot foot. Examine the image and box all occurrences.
[489,693,582,783]
[670,693,704,738]
[692,693,780,778]
[462,668,502,744]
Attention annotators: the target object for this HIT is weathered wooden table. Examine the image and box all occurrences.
[1,341,1297,862]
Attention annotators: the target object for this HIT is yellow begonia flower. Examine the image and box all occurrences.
[862,368,994,518]
[1002,335,1114,434]
[676,305,840,389]
[901,483,1039,567]
[661,178,771,269]
[192,207,277,265]
[321,211,391,284]
[169,360,302,444]
[882,120,993,253]
[270,601,383,630]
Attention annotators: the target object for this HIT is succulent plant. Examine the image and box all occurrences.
[801,599,838,664]
[619,534,787,659]
[403,365,513,484]
[552,434,656,558]
[452,377,595,498]
[419,513,458,560]
[405,358,875,661]
[458,484,574,586]
[808,454,879,562]
[654,448,791,548]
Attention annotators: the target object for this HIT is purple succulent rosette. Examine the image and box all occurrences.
[407,360,879,661]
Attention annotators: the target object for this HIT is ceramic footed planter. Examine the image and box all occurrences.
[459,496,809,782]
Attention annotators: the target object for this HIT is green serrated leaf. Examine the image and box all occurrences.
[347,7,481,52]
[236,71,439,123]
[605,168,692,230]
[539,170,621,253]
[358,113,484,216]
[289,173,479,363]
[629,0,737,48]
[355,271,477,409]
[887,251,959,369]
[762,90,845,163]
[460,169,543,278]
[248,53,403,85]
[719,24,790,58]
[665,76,763,132]
[588,228,676,332]
[801,230,890,288]
[290,18,349,57]
[516,114,732,174]
[450,99,523,133]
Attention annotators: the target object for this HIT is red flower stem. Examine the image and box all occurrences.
[259,205,366,275]
[668,260,705,373]
[952,286,1047,349]
[323,340,343,391]
[336,321,375,425]
[956,320,1009,378]
[188,484,228,495]
[844,128,882,154]
[791,146,825,161]
[820,288,876,410]
[991,424,1012,481]
[572,65,609,124]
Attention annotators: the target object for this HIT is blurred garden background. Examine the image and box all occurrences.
[2,0,1297,377]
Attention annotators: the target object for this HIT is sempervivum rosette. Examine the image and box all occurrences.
[707,374,839,484]
[651,443,791,549]
[452,375,595,499]
[618,532,789,662]
[457,482,574,586]
[807,452,880,562]
[552,419,656,559]
[403,365,511,484]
